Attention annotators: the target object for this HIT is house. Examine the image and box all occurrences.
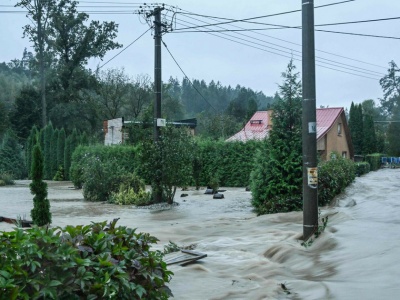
[226,108,354,160]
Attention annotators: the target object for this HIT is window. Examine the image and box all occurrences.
[342,151,347,158]
[337,123,342,135]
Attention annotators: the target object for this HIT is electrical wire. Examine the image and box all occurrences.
[97,27,152,70]
[162,40,217,112]
[168,14,384,77]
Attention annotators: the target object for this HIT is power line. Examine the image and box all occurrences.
[97,27,152,70]
[173,0,356,31]
[168,15,384,77]
[162,40,217,112]
[316,16,400,27]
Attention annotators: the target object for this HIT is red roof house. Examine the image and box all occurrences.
[227,108,353,160]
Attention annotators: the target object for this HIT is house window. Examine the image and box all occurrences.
[342,151,347,158]
[337,123,342,135]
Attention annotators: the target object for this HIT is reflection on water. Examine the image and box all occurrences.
[1,169,400,299]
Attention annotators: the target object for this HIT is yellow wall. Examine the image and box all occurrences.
[324,113,351,160]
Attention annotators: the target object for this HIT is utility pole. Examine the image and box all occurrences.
[302,0,318,240]
[151,6,164,203]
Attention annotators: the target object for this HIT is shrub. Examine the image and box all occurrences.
[30,144,52,226]
[355,162,370,176]
[365,153,383,171]
[52,165,64,181]
[0,172,14,185]
[0,220,173,299]
[71,145,138,188]
[318,157,355,206]
[109,173,151,206]
[82,157,126,202]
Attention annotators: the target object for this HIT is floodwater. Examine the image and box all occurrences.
[1,169,400,299]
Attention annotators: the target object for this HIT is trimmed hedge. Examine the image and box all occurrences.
[365,153,384,171]
[318,157,356,206]
[0,220,172,299]
[355,162,370,176]
[195,139,262,187]
[70,145,138,188]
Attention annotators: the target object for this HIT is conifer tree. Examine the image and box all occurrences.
[0,130,26,179]
[26,125,39,178]
[51,128,59,178]
[30,143,51,226]
[250,60,302,214]
[64,135,71,180]
[57,128,66,170]
[43,123,54,179]
[362,114,377,155]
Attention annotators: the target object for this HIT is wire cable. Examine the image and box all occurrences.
[162,40,217,112]
[97,27,152,70]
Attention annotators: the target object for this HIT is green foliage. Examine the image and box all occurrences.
[0,172,14,186]
[50,128,59,179]
[43,123,54,180]
[139,126,194,204]
[64,135,72,180]
[349,102,364,155]
[318,156,356,206]
[250,60,303,215]
[52,165,64,181]
[365,153,384,171]
[82,157,127,202]
[70,144,138,188]
[57,128,66,170]
[0,220,173,299]
[362,111,377,155]
[379,60,400,116]
[355,162,370,176]
[30,144,51,226]
[0,129,26,179]
[109,173,151,206]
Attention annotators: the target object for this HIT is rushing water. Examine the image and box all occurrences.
[1,169,399,299]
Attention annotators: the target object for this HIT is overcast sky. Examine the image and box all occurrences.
[1,0,400,111]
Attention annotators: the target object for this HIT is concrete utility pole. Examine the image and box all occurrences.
[150,6,164,202]
[302,0,318,240]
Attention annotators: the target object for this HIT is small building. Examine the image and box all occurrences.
[226,108,353,160]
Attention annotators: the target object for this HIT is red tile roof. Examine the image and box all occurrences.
[227,108,344,142]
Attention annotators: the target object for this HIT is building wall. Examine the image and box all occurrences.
[324,113,351,159]
[104,118,124,145]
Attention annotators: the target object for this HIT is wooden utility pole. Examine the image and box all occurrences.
[302,0,318,240]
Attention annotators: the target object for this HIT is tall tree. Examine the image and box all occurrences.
[380,61,400,117]
[362,114,377,155]
[125,74,152,119]
[17,0,55,128]
[0,130,26,179]
[349,102,364,155]
[251,60,302,215]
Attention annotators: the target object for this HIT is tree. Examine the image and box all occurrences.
[57,128,66,170]
[95,68,129,119]
[17,0,55,128]
[43,123,54,179]
[51,128,59,178]
[125,74,152,119]
[349,102,364,155]
[0,130,26,179]
[26,125,39,178]
[0,101,9,138]
[10,85,42,140]
[362,114,377,155]
[387,107,400,156]
[30,143,51,226]
[250,60,302,215]
[380,60,400,117]
[140,126,194,204]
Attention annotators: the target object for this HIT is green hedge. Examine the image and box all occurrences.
[70,145,138,188]
[0,220,172,299]
[355,162,370,176]
[195,139,262,187]
[318,157,356,206]
[365,153,384,171]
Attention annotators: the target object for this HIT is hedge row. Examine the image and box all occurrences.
[318,157,356,206]
[355,162,370,176]
[365,153,384,171]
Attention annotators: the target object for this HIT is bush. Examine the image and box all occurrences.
[82,157,127,202]
[0,172,14,185]
[365,153,383,171]
[355,162,370,176]
[109,173,151,206]
[318,157,355,206]
[0,220,173,299]
[71,145,138,188]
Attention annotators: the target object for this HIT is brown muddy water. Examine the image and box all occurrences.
[1,169,400,299]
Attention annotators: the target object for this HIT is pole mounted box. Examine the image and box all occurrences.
[157,118,166,127]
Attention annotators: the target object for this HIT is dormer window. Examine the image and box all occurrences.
[250,120,262,124]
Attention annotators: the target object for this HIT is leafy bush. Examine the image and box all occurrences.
[0,219,173,299]
[365,153,383,171]
[52,165,64,181]
[71,145,138,188]
[109,173,151,206]
[355,162,370,176]
[82,157,127,202]
[0,172,14,185]
[318,157,355,206]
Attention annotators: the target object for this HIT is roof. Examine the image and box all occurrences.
[226,111,271,142]
[316,107,344,140]
[227,108,345,142]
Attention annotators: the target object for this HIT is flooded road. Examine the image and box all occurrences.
[1,168,399,299]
